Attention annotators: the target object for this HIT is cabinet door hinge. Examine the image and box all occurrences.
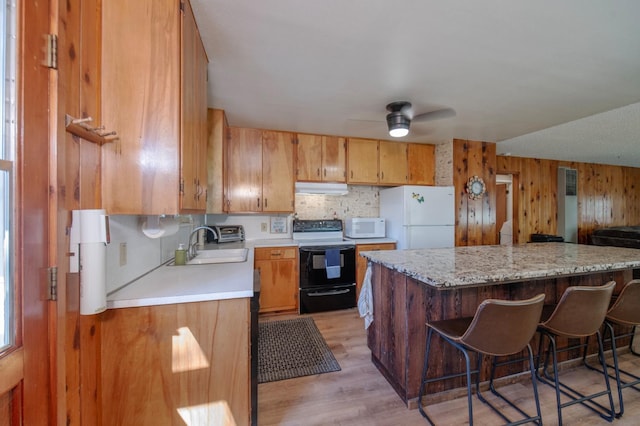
[43,34,58,69]
[179,179,185,195]
[179,1,185,12]
[47,266,58,301]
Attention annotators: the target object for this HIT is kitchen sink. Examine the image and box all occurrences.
[185,248,249,265]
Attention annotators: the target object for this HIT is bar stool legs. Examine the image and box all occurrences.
[537,329,615,424]
[418,329,542,426]
[418,294,545,425]
[583,279,640,417]
[534,281,617,425]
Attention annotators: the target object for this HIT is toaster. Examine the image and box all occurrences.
[211,225,245,243]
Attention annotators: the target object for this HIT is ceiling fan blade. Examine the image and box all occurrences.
[400,103,414,119]
[413,108,456,122]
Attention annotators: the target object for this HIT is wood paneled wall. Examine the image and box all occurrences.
[57,0,103,423]
[453,139,497,246]
[497,156,640,244]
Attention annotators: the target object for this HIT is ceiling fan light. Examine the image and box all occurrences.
[386,112,410,138]
[389,127,409,137]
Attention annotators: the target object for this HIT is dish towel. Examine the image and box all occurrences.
[358,263,373,329]
[324,249,341,279]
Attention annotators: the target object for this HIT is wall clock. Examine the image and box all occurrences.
[466,175,486,200]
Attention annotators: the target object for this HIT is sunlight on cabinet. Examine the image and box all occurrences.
[171,327,209,373]
[177,400,237,426]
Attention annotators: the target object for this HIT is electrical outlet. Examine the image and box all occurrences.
[261,222,268,232]
[119,242,127,266]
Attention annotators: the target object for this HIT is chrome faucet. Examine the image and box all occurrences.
[187,226,218,259]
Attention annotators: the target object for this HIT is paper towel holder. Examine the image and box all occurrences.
[69,209,110,315]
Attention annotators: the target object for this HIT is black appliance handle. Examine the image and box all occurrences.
[307,288,351,297]
[299,245,355,253]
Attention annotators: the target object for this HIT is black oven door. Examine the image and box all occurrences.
[299,245,356,288]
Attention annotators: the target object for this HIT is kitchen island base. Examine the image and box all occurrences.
[366,262,634,407]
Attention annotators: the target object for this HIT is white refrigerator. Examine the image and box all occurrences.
[379,185,455,249]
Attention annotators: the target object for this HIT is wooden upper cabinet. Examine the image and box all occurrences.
[226,127,263,212]
[322,136,347,182]
[207,109,227,213]
[225,128,295,213]
[296,134,346,182]
[101,0,207,214]
[407,143,435,185]
[262,130,295,212]
[296,133,323,181]
[347,138,379,184]
[181,0,208,211]
[379,141,408,185]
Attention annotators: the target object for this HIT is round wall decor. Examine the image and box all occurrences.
[466,175,486,200]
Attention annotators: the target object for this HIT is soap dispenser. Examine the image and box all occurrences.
[174,243,186,265]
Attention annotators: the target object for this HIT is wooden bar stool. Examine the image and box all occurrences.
[536,281,617,425]
[418,293,545,426]
[585,279,640,417]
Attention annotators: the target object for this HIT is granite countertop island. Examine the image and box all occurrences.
[361,242,640,288]
[361,242,640,407]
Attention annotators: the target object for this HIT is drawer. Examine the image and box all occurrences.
[356,243,396,252]
[254,247,297,260]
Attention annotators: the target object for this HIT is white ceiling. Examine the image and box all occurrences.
[191,0,640,168]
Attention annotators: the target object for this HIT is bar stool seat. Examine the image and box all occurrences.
[536,281,617,425]
[418,293,545,426]
[586,279,640,417]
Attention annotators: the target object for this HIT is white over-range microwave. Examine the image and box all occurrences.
[345,217,386,238]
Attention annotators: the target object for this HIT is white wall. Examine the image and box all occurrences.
[105,215,197,293]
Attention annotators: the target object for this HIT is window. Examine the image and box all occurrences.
[0,0,16,352]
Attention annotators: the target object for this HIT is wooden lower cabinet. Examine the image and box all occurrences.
[255,246,299,313]
[101,298,250,425]
[355,242,396,298]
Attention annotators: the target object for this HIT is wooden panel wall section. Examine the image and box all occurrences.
[57,0,104,423]
[497,156,640,244]
[452,139,497,246]
[101,299,250,426]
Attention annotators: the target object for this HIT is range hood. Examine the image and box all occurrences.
[295,182,349,195]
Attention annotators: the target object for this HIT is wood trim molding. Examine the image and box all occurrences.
[0,348,24,395]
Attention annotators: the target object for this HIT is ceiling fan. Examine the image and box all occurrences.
[385,101,456,138]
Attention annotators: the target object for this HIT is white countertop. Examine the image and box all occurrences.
[361,243,640,288]
[107,244,256,309]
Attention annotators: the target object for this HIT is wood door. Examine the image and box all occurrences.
[0,0,53,423]
[207,109,227,213]
[355,243,396,298]
[296,133,323,182]
[255,247,298,313]
[226,127,262,212]
[262,131,295,212]
[407,143,435,185]
[347,138,379,184]
[180,0,199,211]
[322,136,346,182]
[379,141,407,185]
[102,0,181,214]
[193,13,209,210]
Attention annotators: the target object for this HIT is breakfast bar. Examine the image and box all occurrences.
[360,243,640,407]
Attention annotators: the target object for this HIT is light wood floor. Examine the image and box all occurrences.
[258,308,640,426]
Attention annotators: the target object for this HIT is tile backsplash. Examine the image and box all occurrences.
[294,185,380,220]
